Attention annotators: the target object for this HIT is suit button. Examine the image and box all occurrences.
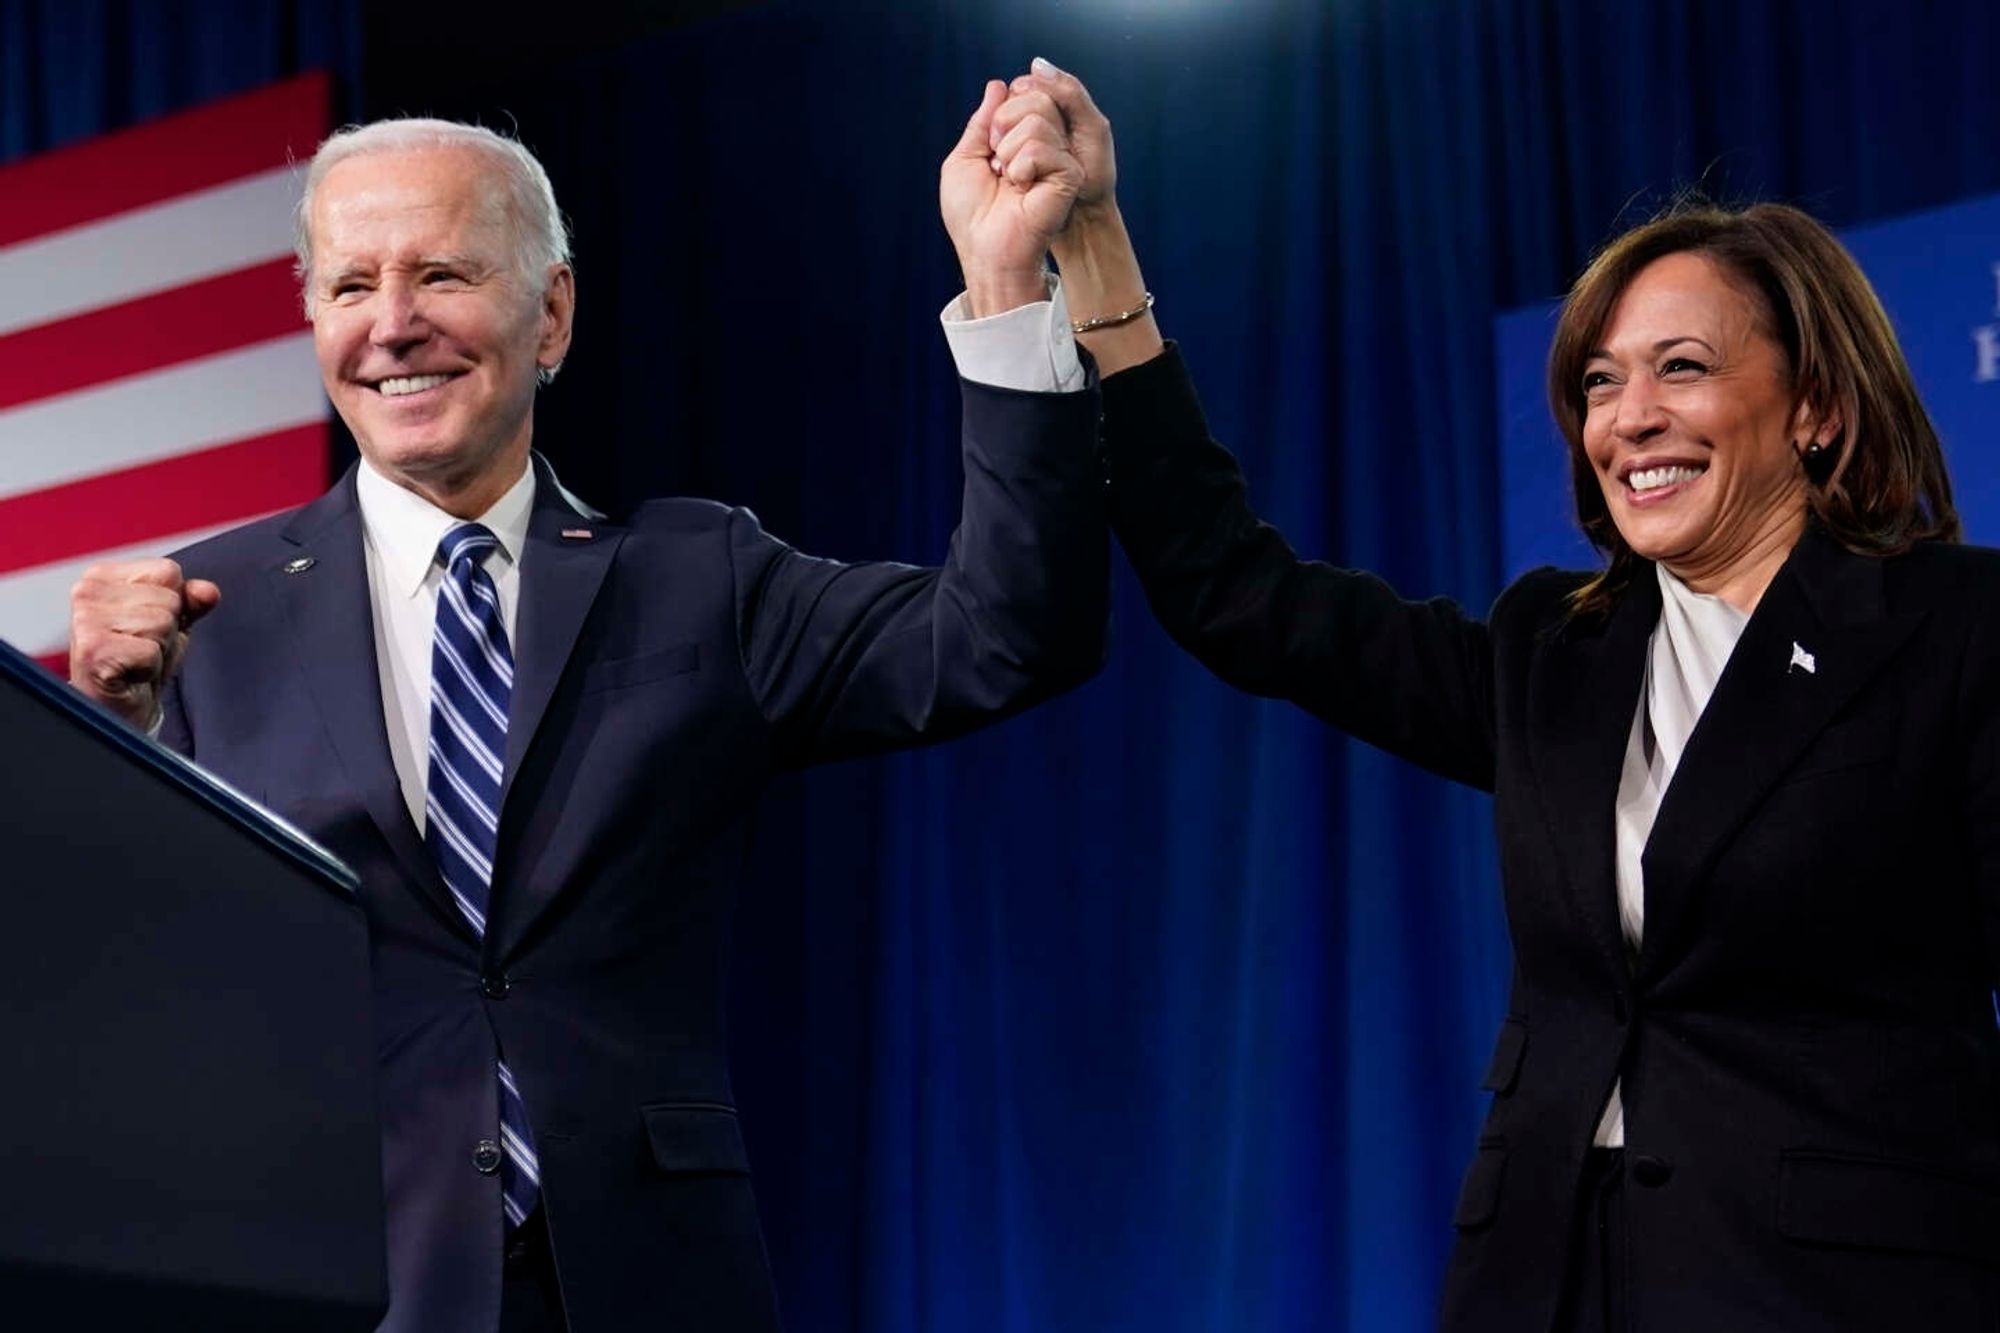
[474,1139,503,1174]
[481,975,510,999]
[1631,1154,1674,1187]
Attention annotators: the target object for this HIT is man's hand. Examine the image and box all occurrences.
[69,559,220,730]
[999,57,1117,233]
[941,79,1084,317]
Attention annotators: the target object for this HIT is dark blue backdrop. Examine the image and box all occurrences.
[6,1,1999,1328]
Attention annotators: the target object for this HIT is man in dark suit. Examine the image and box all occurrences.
[67,80,1102,1333]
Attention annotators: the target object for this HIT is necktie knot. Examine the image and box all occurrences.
[440,522,501,571]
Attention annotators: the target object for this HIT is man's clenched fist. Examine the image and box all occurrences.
[940,78,1085,317]
[68,559,220,730]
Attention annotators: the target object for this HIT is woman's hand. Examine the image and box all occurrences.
[996,58,1117,230]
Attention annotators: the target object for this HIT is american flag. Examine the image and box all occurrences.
[0,74,331,674]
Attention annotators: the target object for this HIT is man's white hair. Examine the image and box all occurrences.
[293,119,572,381]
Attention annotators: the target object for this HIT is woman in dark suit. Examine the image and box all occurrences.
[996,64,1999,1331]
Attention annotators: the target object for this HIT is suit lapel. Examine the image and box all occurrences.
[490,459,623,956]
[267,470,470,939]
[1527,570,1659,977]
[500,458,622,806]
[1636,528,1923,978]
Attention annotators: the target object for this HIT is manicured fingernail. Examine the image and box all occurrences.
[1032,56,1063,78]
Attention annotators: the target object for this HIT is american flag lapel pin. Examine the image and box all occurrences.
[1788,641,1817,675]
[561,528,593,541]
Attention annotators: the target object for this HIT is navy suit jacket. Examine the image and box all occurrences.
[159,376,1106,1332]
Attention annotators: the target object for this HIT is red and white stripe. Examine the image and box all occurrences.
[0,73,331,672]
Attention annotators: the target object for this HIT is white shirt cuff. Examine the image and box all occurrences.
[939,274,1087,394]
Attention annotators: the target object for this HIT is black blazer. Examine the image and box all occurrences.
[1103,346,2000,1331]
[158,376,1107,1333]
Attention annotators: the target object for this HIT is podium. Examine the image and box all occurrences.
[0,642,386,1329]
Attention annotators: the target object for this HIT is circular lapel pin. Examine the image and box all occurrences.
[282,556,317,575]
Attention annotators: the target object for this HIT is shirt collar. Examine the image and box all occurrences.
[355,455,538,598]
[1654,561,1750,634]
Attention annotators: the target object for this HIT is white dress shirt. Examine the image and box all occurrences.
[1594,563,1749,1147]
[355,456,536,832]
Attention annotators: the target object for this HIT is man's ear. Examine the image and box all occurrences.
[537,264,576,372]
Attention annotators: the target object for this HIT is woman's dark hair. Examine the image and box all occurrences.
[1546,200,1960,616]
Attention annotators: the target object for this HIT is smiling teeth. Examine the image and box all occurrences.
[377,374,450,397]
[1628,465,1704,492]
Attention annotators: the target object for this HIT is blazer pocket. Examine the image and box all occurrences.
[1777,711,1897,785]
[1479,1018,1527,1095]
[1452,1138,1508,1231]
[1777,1150,2000,1263]
[643,1101,751,1177]
[583,643,701,695]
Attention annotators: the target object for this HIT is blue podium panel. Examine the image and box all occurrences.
[0,643,385,1331]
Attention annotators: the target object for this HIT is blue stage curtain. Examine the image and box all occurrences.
[0,0,360,158]
[7,2,1998,1329]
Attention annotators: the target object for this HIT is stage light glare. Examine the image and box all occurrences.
[1057,0,1275,19]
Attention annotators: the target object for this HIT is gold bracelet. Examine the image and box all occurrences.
[1069,292,1154,334]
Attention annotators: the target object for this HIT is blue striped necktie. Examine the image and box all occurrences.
[426,521,540,1228]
